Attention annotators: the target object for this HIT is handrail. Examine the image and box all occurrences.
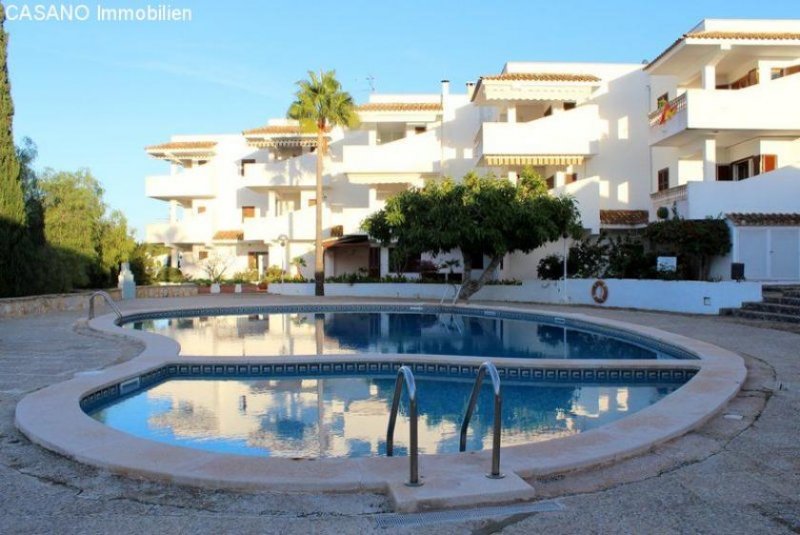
[386,365,422,487]
[440,281,460,305]
[88,291,122,320]
[459,361,504,479]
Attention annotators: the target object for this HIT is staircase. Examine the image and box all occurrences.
[722,285,800,324]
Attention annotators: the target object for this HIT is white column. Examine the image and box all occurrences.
[701,64,716,90]
[169,200,178,223]
[506,104,517,123]
[368,187,378,207]
[380,247,390,276]
[555,172,566,188]
[507,170,518,183]
[757,63,771,85]
[702,137,717,182]
[368,128,377,146]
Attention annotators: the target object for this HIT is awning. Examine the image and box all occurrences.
[482,155,585,167]
[323,235,375,249]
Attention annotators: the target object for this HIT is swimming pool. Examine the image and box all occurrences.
[17,301,745,510]
[121,305,695,360]
[88,374,684,459]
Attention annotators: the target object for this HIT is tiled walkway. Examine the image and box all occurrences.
[1,295,797,534]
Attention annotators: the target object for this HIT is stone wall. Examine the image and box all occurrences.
[0,285,198,318]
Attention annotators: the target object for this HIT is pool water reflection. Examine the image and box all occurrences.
[127,312,670,359]
[91,377,680,458]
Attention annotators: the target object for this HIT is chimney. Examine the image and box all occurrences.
[441,79,450,96]
[466,81,476,99]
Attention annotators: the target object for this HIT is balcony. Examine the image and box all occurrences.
[243,205,330,243]
[145,219,213,245]
[649,74,800,146]
[475,105,599,165]
[649,164,800,220]
[342,129,441,181]
[145,168,215,201]
[241,154,329,189]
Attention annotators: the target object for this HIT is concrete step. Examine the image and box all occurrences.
[741,302,800,316]
[726,309,800,324]
[763,296,800,307]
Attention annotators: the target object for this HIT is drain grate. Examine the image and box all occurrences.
[374,500,565,529]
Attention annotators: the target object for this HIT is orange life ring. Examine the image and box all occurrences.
[591,280,608,304]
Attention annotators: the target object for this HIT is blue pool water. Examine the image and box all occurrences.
[90,376,681,458]
[126,310,684,360]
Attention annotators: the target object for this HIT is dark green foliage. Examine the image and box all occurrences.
[362,171,581,299]
[645,218,731,280]
[604,234,657,279]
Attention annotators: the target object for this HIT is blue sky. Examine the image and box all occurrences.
[7,0,799,237]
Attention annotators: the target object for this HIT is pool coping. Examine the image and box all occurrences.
[14,301,746,512]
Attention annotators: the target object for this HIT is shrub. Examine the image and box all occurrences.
[156,266,185,283]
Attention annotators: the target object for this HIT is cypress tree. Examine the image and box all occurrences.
[0,4,27,296]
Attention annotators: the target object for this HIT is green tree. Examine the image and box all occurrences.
[0,5,27,297]
[98,209,136,286]
[40,169,106,288]
[645,217,731,280]
[363,171,581,300]
[287,70,359,296]
[17,136,45,244]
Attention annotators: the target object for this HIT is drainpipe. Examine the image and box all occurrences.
[562,233,568,303]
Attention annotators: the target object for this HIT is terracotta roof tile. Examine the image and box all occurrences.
[243,125,304,136]
[687,31,800,41]
[600,210,650,226]
[146,141,217,151]
[480,72,601,83]
[357,102,442,112]
[647,31,800,71]
[727,213,800,226]
[212,230,244,241]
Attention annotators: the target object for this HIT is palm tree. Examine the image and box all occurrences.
[287,70,359,296]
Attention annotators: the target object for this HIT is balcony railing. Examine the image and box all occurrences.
[650,184,687,205]
[648,93,687,127]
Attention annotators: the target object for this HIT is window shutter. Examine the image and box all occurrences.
[762,154,777,173]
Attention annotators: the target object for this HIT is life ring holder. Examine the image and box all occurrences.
[591,280,608,304]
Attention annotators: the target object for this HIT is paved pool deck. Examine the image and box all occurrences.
[1,294,798,534]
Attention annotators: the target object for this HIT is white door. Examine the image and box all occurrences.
[770,228,800,280]
[738,228,768,280]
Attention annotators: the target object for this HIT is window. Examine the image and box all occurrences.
[308,198,317,207]
[565,173,578,185]
[377,123,405,145]
[656,93,669,108]
[247,252,258,269]
[563,101,577,111]
[414,126,427,135]
[729,69,758,90]
[197,206,206,214]
[198,250,208,260]
[240,159,255,176]
[717,165,732,181]
[242,206,256,219]
[546,175,555,189]
[732,159,751,181]
[657,168,669,192]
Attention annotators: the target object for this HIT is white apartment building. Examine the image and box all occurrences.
[145,19,800,282]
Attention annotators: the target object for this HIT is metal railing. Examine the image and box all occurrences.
[386,365,422,487]
[648,93,687,127]
[88,291,122,320]
[459,361,504,479]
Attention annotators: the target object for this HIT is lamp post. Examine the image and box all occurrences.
[276,234,288,284]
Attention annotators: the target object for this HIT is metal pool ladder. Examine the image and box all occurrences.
[87,290,122,320]
[386,365,422,486]
[460,361,505,479]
